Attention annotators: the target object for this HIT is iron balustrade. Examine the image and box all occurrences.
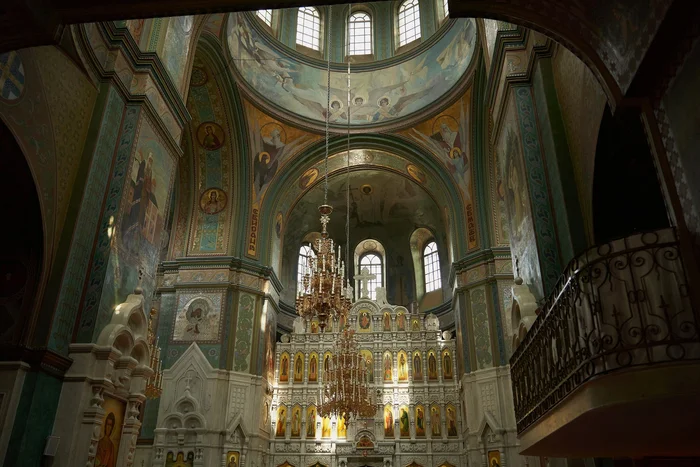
[509,228,700,434]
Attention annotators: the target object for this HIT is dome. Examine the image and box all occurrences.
[225,9,477,129]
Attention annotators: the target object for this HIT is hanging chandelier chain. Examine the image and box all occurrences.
[346,2,352,283]
[323,4,332,206]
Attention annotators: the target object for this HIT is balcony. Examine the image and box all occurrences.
[510,228,700,458]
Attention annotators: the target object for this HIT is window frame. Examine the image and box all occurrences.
[347,10,373,56]
[256,9,273,27]
[296,6,323,52]
[397,0,422,48]
[422,241,442,293]
[358,252,384,301]
[297,243,317,295]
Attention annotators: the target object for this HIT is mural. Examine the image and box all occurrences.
[165,452,194,467]
[498,95,543,300]
[187,57,232,255]
[227,13,476,126]
[403,91,477,249]
[172,293,223,343]
[95,396,125,467]
[162,16,195,94]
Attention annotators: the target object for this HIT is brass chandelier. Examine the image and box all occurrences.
[319,326,376,419]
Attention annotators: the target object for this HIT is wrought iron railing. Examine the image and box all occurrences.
[510,228,700,433]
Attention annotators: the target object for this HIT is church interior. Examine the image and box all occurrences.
[0,0,699,466]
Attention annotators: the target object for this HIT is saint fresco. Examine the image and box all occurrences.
[172,295,222,343]
[384,405,394,437]
[227,13,476,126]
[95,397,125,467]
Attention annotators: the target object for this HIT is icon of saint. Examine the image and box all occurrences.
[202,124,221,150]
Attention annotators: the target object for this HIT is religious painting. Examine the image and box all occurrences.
[173,294,223,343]
[384,405,394,437]
[310,319,319,334]
[321,416,331,438]
[358,309,371,331]
[357,435,374,449]
[488,450,502,467]
[323,352,332,376]
[276,405,287,437]
[447,405,458,437]
[196,121,225,150]
[360,350,374,382]
[164,451,194,467]
[337,413,347,438]
[406,163,427,184]
[412,319,421,331]
[499,95,543,300]
[399,405,410,438]
[277,463,294,467]
[293,352,304,382]
[428,351,438,380]
[227,13,476,126]
[279,352,289,382]
[438,463,456,467]
[275,211,283,239]
[405,92,476,250]
[326,318,333,332]
[397,351,408,381]
[291,405,301,438]
[199,188,227,215]
[94,396,125,467]
[415,404,426,437]
[263,306,277,382]
[190,66,207,87]
[413,351,423,381]
[162,15,194,91]
[110,120,175,330]
[306,405,317,438]
[383,351,393,382]
[397,312,406,331]
[299,168,319,190]
[338,313,347,329]
[308,353,318,382]
[226,451,240,467]
[382,311,391,331]
[443,349,453,379]
[431,405,441,436]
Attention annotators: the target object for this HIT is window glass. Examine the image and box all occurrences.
[398,0,421,47]
[423,241,442,293]
[359,253,383,300]
[296,7,322,51]
[349,12,372,55]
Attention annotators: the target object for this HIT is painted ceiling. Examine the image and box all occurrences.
[226,13,477,127]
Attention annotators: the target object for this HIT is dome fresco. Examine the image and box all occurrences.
[226,13,477,126]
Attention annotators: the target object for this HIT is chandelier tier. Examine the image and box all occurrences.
[295,204,353,331]
[318,325,376,420]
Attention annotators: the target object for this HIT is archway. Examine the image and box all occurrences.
[0,119,44,345]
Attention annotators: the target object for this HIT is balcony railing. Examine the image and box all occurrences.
[510,228,700,434]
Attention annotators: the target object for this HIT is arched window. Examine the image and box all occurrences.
[296,6,322,51]
[297,244,316,294]
[348,11,372,55]
[442,0,449,18]
[359,253,383,300]
[423,241,441,292]
[398,0,421,47]
[256,9,273,26]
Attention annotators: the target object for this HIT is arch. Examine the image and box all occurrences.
[409,227,435,301]
[0,118,44,346]
[296,6,322,51]
[348,10,373,56]
[264,134,468,288]
[356,241,385,301]
[397,0,422,47]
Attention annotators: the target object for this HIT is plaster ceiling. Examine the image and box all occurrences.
[226,12,477,128]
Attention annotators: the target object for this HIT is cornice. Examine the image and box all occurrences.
[158,256,284,294]
[0,345,74,378]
